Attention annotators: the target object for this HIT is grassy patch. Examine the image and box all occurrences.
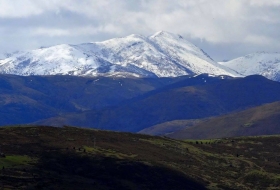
[243,122,254,127]
[242,170,280,187]
[0,155,35,168]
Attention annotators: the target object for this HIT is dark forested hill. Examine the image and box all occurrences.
[35,75,280,132]
[1,74,280,134]
[0,74,183,125]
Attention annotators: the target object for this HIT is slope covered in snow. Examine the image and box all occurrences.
[219,52,280,81]
[0,31,240,78]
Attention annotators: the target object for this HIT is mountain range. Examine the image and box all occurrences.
[23,74,280,133]
[0,74,185,126]
[0,31,239,78]
[0,71,280,136]
[1,31,280,82]
[1,31,280,190]
[219,52,280,81]
[0,31,280,138]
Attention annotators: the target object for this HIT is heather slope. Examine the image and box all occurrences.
[1,126,280,189]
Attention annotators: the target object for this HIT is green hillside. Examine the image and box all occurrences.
[0,126,280,189]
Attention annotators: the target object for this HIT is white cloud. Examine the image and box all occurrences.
[0,0,279,60]
[249,0,280,6]
[244,35,273,45]
[32,28,70,37]
[0,0,43,18]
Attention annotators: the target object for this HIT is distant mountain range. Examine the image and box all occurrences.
[1,31,280,82]
[0,74,280,138]
[219,52,280,81]
[0,74,180,126]
[0,31,280,82]
[32,75,280,133]
[0,31,239,78]
[0,32,280,138]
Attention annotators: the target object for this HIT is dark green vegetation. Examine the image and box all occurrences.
[0,126,280,189]
[168,101,280,140]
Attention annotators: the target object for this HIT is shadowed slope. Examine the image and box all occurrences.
[169,101,280,139]
[36,75,280,132]
[0,74,180,125]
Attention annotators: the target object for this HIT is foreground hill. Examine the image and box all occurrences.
[168,101,280,140]
[36,75,280,132]
[0,126,280,189]
[0,31,238,78]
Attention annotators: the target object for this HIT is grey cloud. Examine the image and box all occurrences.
[0,0,279,61]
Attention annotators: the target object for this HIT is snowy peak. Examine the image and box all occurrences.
[219,52,280,81]
[150,31,183,40]
[148,32,240,77]
[149,31,213,63]
[0,31,240,78]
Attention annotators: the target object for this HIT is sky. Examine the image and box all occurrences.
[0,0,279,61]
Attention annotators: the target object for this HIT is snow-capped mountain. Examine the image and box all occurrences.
[0,31,240,78]
[219,52,280,81]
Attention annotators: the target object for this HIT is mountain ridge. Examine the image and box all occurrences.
[219,52,280,81]
[32,75,280,132]
[0,31,240,78]
[168,101,280,139]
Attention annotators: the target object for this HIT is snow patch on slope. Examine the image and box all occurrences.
[0,31,240,78]
[219,52,280,81]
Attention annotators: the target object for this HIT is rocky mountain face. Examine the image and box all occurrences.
[0,31,239,78]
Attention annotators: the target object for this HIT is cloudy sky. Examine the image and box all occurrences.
[0,0,279,61]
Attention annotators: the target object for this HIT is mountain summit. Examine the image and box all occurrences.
[0,31,240,78]
[219,52,280,81]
